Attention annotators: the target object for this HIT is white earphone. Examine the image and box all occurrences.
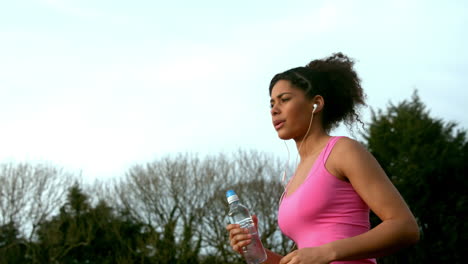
[280,102,319,187]
[279,102,319,254]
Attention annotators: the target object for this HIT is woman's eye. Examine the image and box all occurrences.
[270,97,290,108]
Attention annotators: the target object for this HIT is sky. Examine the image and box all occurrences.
[1,0,467,182]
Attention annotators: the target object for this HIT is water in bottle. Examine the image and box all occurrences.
[226,190,267,264]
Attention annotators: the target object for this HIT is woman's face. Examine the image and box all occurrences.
[270,80,314,140]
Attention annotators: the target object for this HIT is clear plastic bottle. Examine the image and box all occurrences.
[226,190,267,264]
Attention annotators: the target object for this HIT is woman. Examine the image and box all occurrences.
[226,53,419,264]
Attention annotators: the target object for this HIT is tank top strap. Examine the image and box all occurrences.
[322,136,345,164]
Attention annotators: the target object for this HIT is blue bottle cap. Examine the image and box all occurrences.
[226,190,237,198]
[226,189,239,204]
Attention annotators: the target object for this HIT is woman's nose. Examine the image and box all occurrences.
[270,105,280,115]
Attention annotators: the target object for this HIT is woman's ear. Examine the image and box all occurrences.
[311,95,324,113]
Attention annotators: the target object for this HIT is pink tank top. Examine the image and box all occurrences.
[278,137,376,264]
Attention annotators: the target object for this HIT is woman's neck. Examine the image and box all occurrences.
[295,129,329,159]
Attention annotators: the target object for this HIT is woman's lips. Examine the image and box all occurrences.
[273,120,285,130]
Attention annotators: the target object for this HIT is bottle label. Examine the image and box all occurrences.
[236,217,258,236]
[236,217,252,227]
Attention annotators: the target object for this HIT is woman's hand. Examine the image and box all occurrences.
[226,215,259,254]
[279,247,332,264]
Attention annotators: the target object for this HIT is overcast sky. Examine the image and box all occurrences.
[1,0,467,182]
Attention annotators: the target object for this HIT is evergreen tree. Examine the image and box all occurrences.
[0,222,28,263]
[34,183,157,263]
[363,91,467,263]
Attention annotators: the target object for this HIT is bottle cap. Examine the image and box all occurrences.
[226,189,239,204]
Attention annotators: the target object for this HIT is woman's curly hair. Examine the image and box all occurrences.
[269,52,366,132]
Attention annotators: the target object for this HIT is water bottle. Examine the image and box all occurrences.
[226,190,267,264]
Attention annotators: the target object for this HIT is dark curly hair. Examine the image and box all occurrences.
[269,52,366,132]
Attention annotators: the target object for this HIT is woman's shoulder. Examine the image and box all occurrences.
[325,137,368,180]
[333,136,367,153]
[329,136,381,180]
[328,137,370,171]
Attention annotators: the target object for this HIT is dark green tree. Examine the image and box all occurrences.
[0,222,28,263]
[363,91,467,263]
[33,183,157,264]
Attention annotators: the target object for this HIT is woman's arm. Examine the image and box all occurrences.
[323,138,420,261]
[264,249,284,264]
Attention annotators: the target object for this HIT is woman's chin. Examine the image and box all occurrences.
[277,131,292,140]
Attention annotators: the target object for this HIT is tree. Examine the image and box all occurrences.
[34,183,157,264]
[0,221,28,263]
[0,163,73,238]
[0,152,294,263]
[111,151,293,263]
[113,153,211,263]
[363,91,467,263]
[0,163,74,263]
